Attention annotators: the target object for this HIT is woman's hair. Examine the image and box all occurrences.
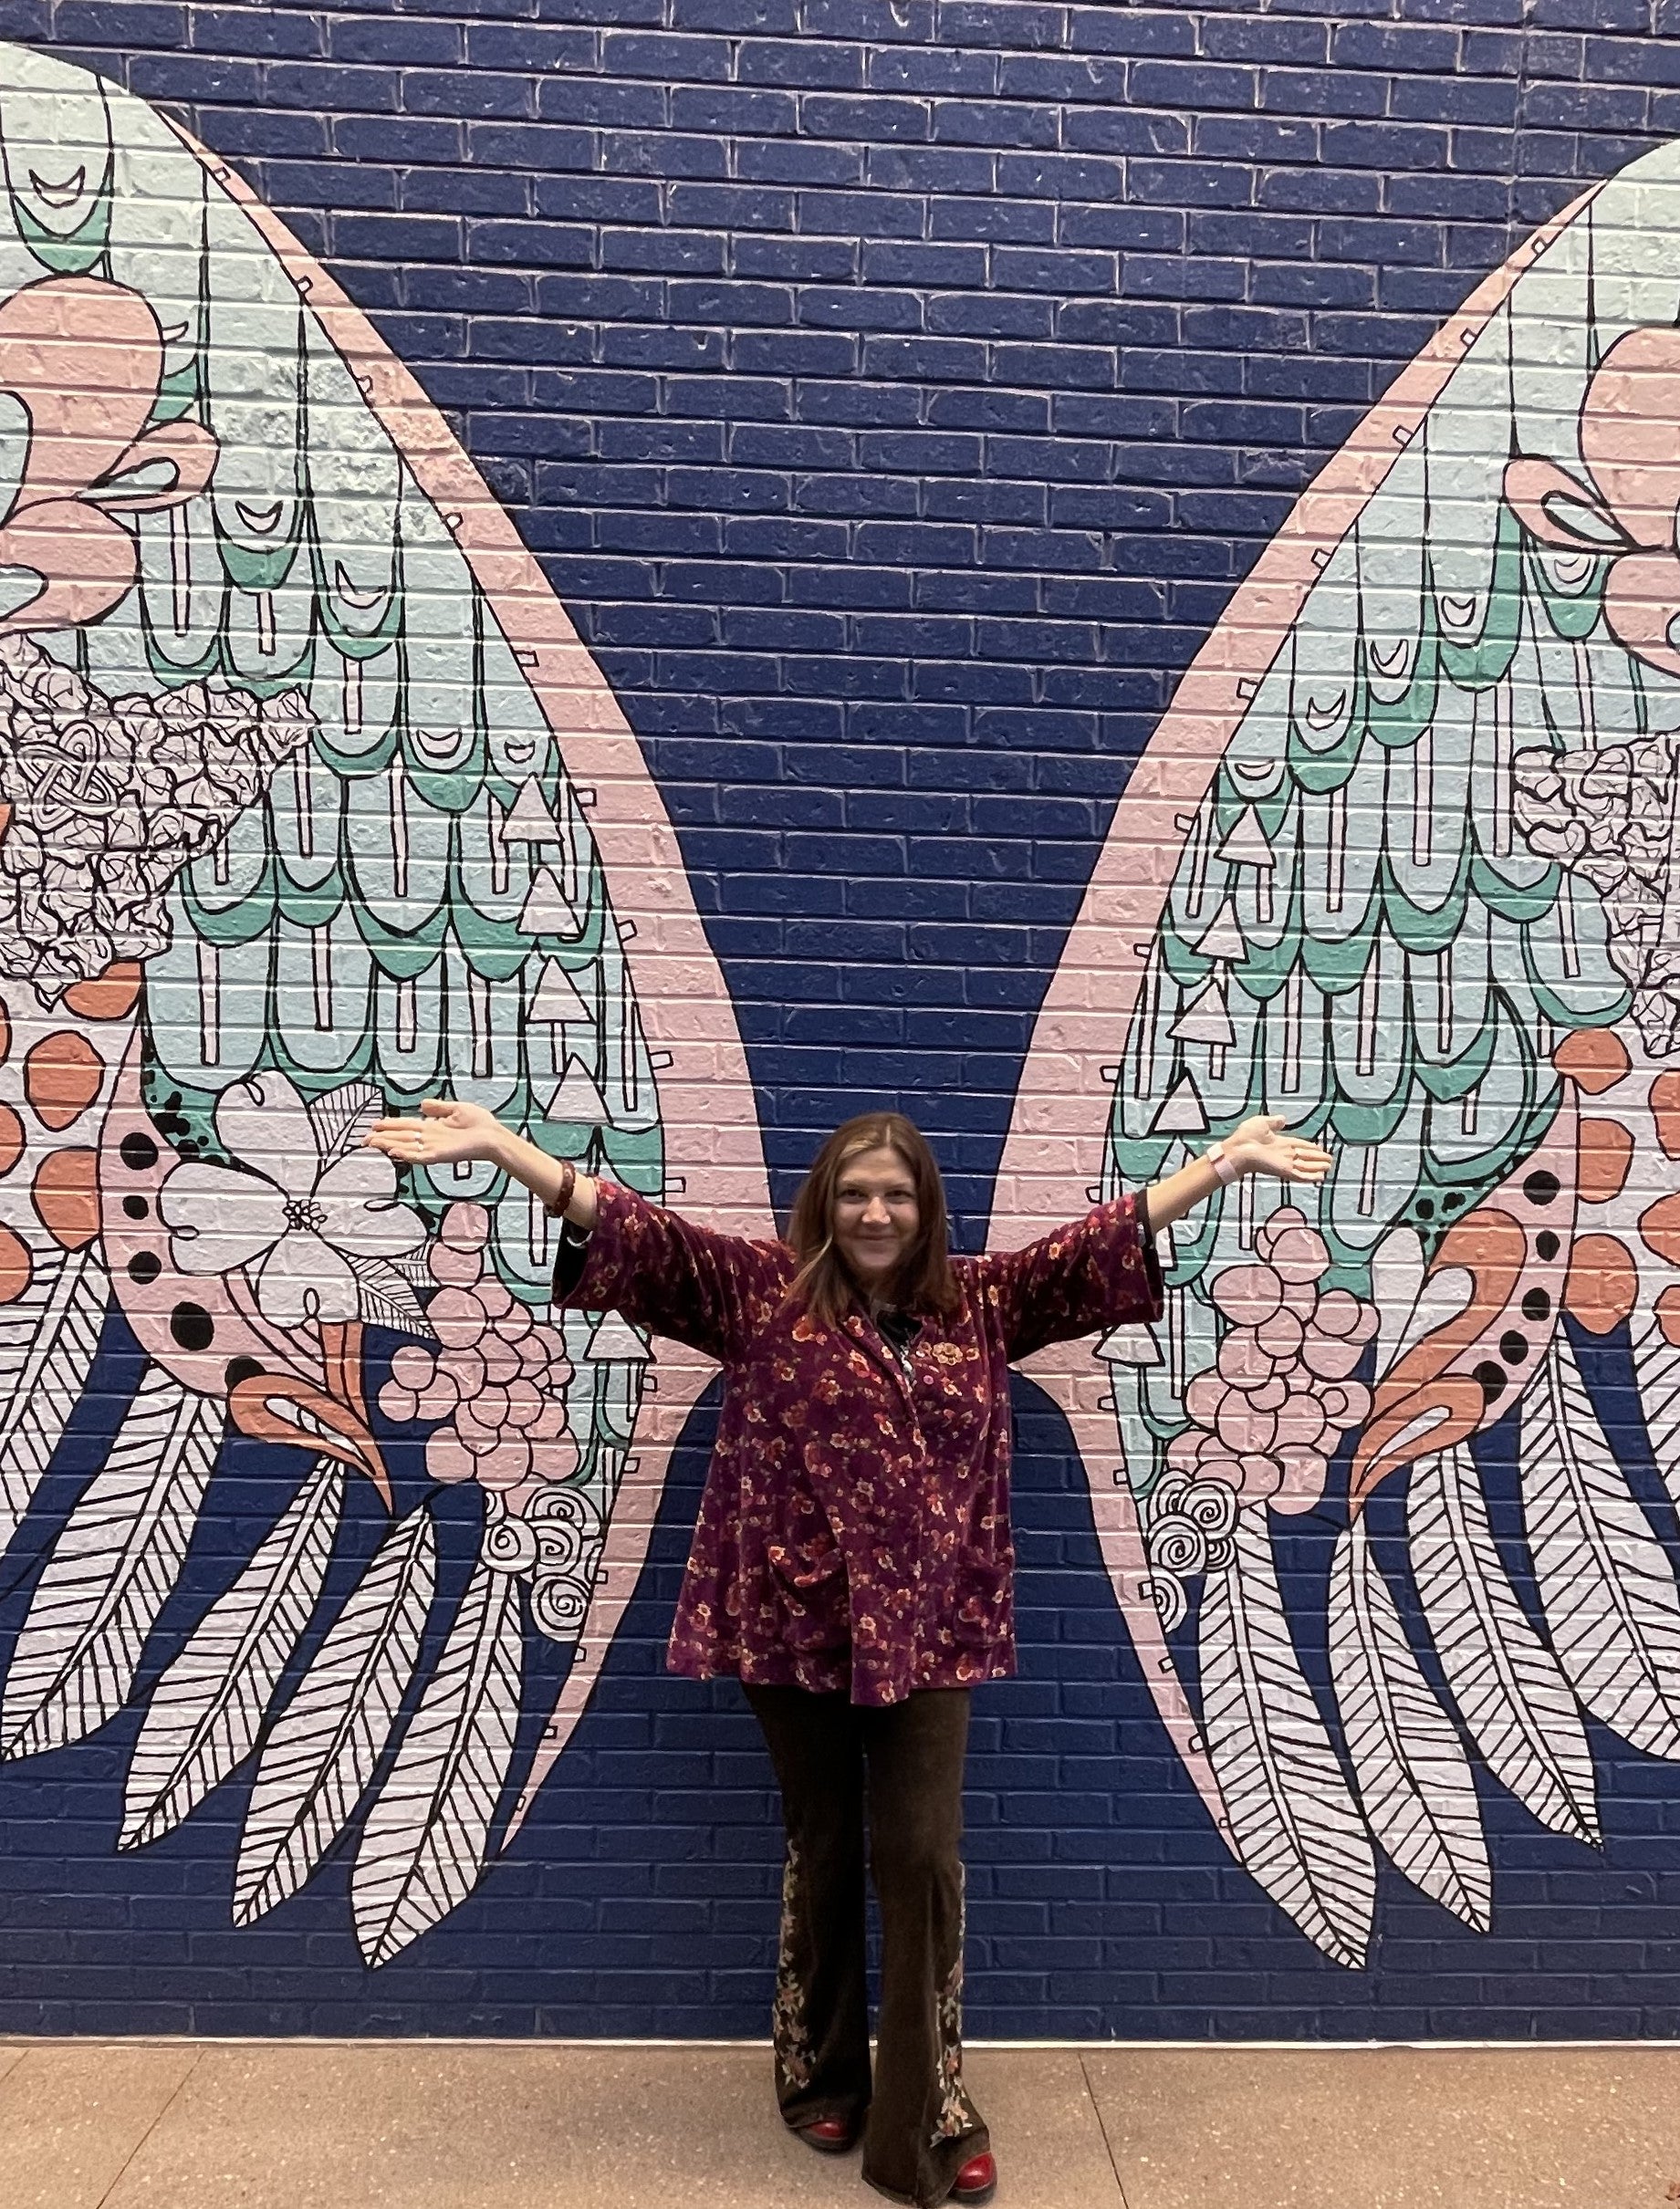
[787,1111,959,1325]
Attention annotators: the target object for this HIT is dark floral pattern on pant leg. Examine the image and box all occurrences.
[933,1872,980,2143]
[771,1840,815,2092]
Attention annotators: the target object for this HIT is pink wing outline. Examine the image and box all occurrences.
[165,121,775,1830]
[989,182,1603,1829]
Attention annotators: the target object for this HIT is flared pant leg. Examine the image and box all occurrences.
[744,1683,988,2208]
[745,1683,873,2131]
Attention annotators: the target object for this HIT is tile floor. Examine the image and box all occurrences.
[0,2037,1673,2208]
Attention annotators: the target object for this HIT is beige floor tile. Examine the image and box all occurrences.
[1085,2045,1680,2209]
[104,2042,864,2209]
[96,2040,1113,2209]
[0,2041,198,2209]
[963,2047,1124,2206]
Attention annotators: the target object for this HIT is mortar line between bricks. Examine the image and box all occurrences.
[91,2044,203,2209]
[1079,2052,1132,2209]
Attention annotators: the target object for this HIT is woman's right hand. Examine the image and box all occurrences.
[366,1097,506,1168]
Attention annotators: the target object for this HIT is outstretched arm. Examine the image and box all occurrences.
[365,1099,777,1363]
[366,1099,598,1226]
[1143,1113,1333,1230]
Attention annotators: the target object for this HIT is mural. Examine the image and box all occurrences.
[0,46,770,1967]
[9,38,1680,1991]
[997,151,1680,1967]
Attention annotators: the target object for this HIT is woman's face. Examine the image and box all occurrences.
[831,1143,920,1291]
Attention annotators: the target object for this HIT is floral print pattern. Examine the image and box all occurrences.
[770,1839,816,2093]
[558,1181,1162,1705]
[933,1871,979,2145]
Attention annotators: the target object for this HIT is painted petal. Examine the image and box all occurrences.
[159,1160,287,1275]
[254,1230,359,1326]
[314,1149,427,1257]
[214,1069,319,1199]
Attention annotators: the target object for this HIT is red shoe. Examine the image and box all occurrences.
[951,2149,997,2203]
[798,2115,858,2154]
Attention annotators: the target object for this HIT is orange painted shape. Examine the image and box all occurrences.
[1658,1286,1680,1348]
[1640,1190,1680,1266]
[1553,1027,1632,1095]
[0,1222,30,1305]
[32,1146,100,1249]
[24,1031,104,1131]
[1564,1232,1639,1334]
[1653,1070,1680,1162]
[1579,1117,1634,1204]
[62,960,142,1020]
[0,1100,21,1178]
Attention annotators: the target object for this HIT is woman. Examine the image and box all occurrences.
[367,1100,1331,2207]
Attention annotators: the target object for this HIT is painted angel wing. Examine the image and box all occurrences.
[0,47,769,1962]
[997,142,1680,1967]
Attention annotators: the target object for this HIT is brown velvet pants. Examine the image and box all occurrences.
[744,1683,987,2209]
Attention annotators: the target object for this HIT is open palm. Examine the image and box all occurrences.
[366,1098,504,1168]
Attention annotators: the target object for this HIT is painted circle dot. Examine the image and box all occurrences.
[1474,1361,1507,1403]
[170,1301,214,1353]
[24,1032,104,1131]
[1415,1197,1435,1219]
[1499,1329,1529,1367]
[120,1131,159,1172]
[1521,1287,1551,1323]
[1443,1192,1464,1211]
[1523,1169,1560,1207]
[121,1194,149,1221]
[1537,1230,1560,1263]
[224,1356,263,1390]
[127,1250,161,1286]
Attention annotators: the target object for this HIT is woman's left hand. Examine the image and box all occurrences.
[1225,1115,1334,1184]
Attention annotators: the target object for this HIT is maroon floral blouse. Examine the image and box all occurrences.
[557,1182,1163,1707]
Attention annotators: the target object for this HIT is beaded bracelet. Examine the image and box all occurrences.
[543,1158,579,1220]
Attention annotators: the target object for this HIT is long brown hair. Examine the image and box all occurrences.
[787,1112,959,1326]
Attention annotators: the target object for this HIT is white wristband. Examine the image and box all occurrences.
[1205,1141,1239,1186]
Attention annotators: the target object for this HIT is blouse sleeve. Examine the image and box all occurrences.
[551,1179,783,1365]
[978,1193,1164,1362]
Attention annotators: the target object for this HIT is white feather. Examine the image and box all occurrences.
[1328,1513,1491,1929]
[1,1365,222,1758]
[1199,1509,1376,1969]
[0,1245,109,1552]
[351,1550,523,1968]
[1633,1320,1680,1519]
[1520,1333,1680,1756]
[233,1505,436,1928]
[1408,1444,1598,1841]
[120,1453,343,1850]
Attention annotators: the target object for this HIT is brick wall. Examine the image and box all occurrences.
[5,0,1680,2038]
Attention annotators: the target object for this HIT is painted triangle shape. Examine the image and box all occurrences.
[530,958,591,1025]
[519,863,580,938]
[547,1056,609,1125]
[1193,899,1245,963]
[1216,805,1275,870]
[1151,1071,1208,1135]
[502,776,564,844]
[586,1311,652,1363]
[1097,1322,1164,1368]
